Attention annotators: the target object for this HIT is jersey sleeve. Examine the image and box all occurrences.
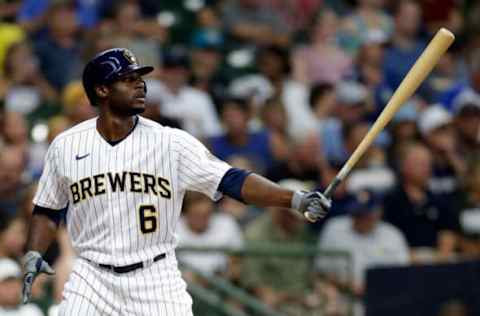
[33,140,69,210]
[173,129,231,201]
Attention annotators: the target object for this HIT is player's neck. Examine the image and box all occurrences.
[97,112,137,142]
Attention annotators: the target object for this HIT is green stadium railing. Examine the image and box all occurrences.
[181,261,284,316]
[177,244,353,316]
[187,282,250,316]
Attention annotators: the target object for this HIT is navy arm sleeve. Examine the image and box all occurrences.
[32,205,65,226]
[217,168,252,203]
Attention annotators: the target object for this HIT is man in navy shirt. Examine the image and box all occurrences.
[383,143,459,254]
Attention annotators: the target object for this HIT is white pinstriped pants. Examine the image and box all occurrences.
[58,253,193,315]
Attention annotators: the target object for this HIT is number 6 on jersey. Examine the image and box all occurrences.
[138,205,157,234]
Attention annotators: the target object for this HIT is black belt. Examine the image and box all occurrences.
[93,253,166,274]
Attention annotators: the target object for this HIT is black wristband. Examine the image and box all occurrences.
[32,205,65,225]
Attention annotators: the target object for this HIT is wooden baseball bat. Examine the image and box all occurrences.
[323,28,455,198]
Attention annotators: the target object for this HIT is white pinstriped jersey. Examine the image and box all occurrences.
[33,116,231,266]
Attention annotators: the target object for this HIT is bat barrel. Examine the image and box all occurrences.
[321,28,455,199]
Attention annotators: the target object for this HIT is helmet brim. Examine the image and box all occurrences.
[116,65,154,79]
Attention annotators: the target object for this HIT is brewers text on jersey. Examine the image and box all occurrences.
[70,171,172,204]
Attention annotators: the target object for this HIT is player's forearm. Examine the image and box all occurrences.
[241,174,293,208]
[26,214,59,255]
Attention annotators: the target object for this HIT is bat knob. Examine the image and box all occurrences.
[304,212,317,223]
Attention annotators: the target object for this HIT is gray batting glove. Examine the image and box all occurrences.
[291,191,331,222]
[22,251,55,304]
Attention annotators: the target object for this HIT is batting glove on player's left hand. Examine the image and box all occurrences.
[291,191,331,222]
[22,251,55,304]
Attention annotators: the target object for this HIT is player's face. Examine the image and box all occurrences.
[107,72,146,116]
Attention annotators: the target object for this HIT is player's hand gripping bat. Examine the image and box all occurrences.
[322,28,455,199]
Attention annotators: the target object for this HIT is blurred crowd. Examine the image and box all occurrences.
[0,0,479,315]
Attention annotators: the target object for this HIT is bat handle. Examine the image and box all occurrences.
[323,176,341,199]
[322,165,350,199]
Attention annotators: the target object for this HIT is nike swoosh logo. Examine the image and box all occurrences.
[75,154,90,160]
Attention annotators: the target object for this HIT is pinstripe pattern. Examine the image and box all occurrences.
[34,116,229,314]
[59,259,121,315]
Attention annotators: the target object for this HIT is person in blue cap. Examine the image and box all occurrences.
[317,190,409,298]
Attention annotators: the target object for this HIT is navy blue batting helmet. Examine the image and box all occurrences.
[82,48,154,106]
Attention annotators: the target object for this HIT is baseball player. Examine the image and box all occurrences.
[21,48,331,315]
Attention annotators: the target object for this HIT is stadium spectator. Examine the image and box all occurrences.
[61,81,96,125]
[265,0,323,33]
[266,132,323,183]
[353,32,392,117]
[209,97,276,173]
[18,183,37,220]
[109,0,166,68]
[190,7,226,107]
[177,191,243,276]
[355,32,387,85]
[339,0,393,55]
[81,22,117,61]
[229,45,316,139]
[2,41,57,115]
[0,258,43,316]
[293,8,353,85]
[420,0,464,35]
[2,111,28,150]
[343,121,395,194]
[317,190,409,298]
[383,143,460,261]
[383,1,432,100]
[321,81,369,166]
[260,98,290,163]
[28,115,71,179]
[0,22,25,74]
[47,116,70,144]
[191,6,224,53]
[141,79,181,128]
[0,213,27,260]
[440,57,480,112]
[386,101,420,168]
[220,194,262,228]
[260,98,288,134]
[458,161,480,255]
[3,110,47,180]
[241,179,319,315]
[0,146,27,214]
[155,47,222,139]
[16,0,107,32]
[309,83,336,133]
[222,0,290,47]
[33,3,82,90]
[255,45,293,100]
[418,106,466,202]
[430,49,467,104]
[452,100,480,164]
